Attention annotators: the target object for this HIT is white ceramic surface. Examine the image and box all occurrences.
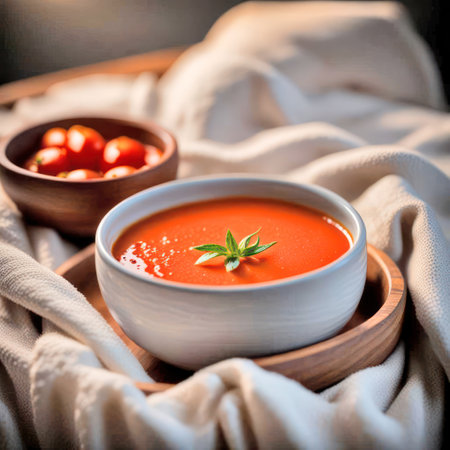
[96,175,367,370]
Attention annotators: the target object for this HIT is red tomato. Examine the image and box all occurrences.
[101,136,146,172]
[65,169,102,180]
[66,125,105,169]
[24,155,39,173]
[144,145,163,167]
[104,165,137,179]
[34,147,69,176]
[41,127,67,148]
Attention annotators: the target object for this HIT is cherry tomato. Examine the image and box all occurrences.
[41,127,67,148]
[144,145,163,167]
[65,169,102,180]
[101,136,146,172]
[104,165,137,179]
[34,147,69,176]
[66,125,105,169]
[24,155,39,173]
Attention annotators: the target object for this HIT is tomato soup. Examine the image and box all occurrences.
[112,197,352,286]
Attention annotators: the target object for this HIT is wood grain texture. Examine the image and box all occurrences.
[0,117,178,237]
[0,47,185,107]
[56,244,406,394]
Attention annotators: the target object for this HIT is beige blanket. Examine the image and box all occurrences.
[1,2,449,448]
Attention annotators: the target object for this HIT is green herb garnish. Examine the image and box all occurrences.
[191,228,277,272]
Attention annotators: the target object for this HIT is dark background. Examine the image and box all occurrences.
[0,0,448,99]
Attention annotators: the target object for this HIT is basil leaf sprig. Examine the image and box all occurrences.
[191,228,277,272]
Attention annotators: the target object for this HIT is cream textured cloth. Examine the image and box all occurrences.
[1,2,450,448]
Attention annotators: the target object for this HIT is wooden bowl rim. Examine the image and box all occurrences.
[0,115,178,184]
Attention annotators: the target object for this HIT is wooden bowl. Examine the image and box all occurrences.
[0,117,178,236]
[56,243,405,393]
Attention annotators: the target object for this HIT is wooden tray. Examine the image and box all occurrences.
[56,244,406,394]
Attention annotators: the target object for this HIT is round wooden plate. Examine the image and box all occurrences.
[56,244,405,394]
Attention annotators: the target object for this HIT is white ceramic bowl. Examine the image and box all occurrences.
[96,175,367,370]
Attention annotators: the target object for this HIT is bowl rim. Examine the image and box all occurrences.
[96,174,367,293]
[0,115,178,184]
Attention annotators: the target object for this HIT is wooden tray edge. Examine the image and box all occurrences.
[0,47,185,107]
[136,244,405,394]
[56,244,405,395]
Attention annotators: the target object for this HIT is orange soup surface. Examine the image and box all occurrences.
[113,197,352,286]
